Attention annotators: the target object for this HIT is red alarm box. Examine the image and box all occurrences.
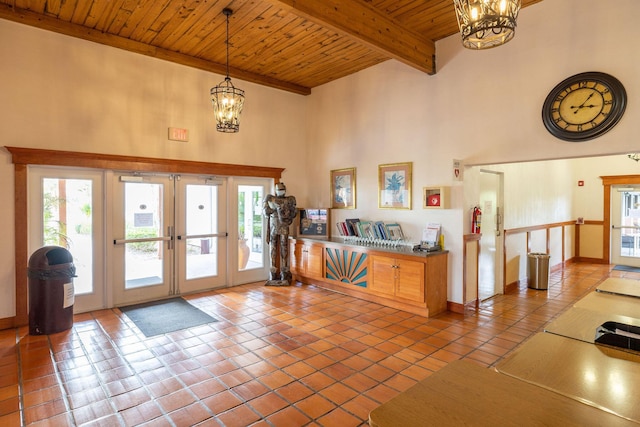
[427,194,440,207]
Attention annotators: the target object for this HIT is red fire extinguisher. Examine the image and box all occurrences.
[472,206,482,234]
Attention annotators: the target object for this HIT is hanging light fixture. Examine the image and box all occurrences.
[629,153,640,162]
[210,8,245,133]
[453,0,521,50]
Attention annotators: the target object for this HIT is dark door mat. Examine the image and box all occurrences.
[613,265,640,273]
[119,297,217,337]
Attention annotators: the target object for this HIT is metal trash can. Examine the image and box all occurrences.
[527,252,550,290]
[28,246,76,335]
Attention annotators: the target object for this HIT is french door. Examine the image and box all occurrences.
[111,174,227,306]
[176,176,227,294]
[29,166,105,313]
[29,165,268,311]
[611,186,640,267]
[233,178,270,284]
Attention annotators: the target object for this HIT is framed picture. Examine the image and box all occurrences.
[296,208,330,239]
[378,162,412,209]
[330,168,356,209]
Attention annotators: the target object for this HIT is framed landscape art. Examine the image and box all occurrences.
[330,167,356,209]
[378,162,412,209]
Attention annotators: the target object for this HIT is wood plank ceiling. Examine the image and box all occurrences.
[0,0,542,95]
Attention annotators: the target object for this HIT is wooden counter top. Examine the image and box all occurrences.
[496,333,640,423]
[597,277,640,298]
[544,306,640,343]
[574,291,640,318]
[368,359,636,427]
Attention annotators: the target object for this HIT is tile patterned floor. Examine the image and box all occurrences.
[1,262,638,426]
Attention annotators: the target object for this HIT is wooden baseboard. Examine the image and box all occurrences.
[295,276,432,318]
[505,279,524,294]
[0,316,16,331]
[573,257,606,264]
[447,301,464,314]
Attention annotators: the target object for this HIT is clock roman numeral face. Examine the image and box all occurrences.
[542,72,626,142]
[550,81,613,131]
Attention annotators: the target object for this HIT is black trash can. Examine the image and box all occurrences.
[527,252,550,290]
[28,246,76,335]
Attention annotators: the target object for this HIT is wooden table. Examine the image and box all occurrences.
[597,277,640,298]
[575,291,640,318]
[544,306,640,342]
[368,359,636,427]
[496,333,640,423]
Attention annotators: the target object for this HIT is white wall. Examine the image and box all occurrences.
[0,20,309,318]
[306,0,640,304]
[1,0,639,319]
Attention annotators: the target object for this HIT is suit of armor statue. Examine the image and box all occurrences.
[263,182,297,285]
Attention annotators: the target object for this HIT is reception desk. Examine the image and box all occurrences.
[369,275,640,427]
[496,332,640,423]
[368,359,636,427]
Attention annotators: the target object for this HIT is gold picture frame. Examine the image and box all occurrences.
[378,162,412,209]
[330,168,356,209]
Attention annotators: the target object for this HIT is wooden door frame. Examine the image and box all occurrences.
[5,146,284,328]
[601,174,640,264]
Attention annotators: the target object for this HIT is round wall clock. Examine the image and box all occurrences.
[542,71,627,142]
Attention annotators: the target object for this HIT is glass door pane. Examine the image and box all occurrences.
[233,179,270,285]
[113,175,173,306]
[43,178,94,293]
[29,167,104,313]
[124,182,166,288]
[612,188,640,267]
[176,176,227,294]
[185,184,218,280]
[238,185,265,271]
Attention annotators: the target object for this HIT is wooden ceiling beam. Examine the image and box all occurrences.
[272,0,436,74]
[0,4,312,95]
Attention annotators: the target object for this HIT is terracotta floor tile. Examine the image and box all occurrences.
[232,379,269,401]
[399,363,433,381]
[316,407,361,427]
[216,404,261,427]
[266,405,311,427]
[282,361,315,378]
[257,369,294,389]
[248,391,289,417]
[168,402,212,426]
[218,368,253,388]
[361,364,395,382]
[157,389,197,413]
[294,394,336,419]
[202,390,243,414]
[318,382,359,405]
[341,394,380,421]
[384,373,418,393]
[321,362,356,381]
[5,263,619,426]
[24,398,67,424]
[276,381,314,403]
[119,400,164,425]
[68,386,109,410]
[71,399,115,425]
[22,385,63,408]
[0,395,19,416]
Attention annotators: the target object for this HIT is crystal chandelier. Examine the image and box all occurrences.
[453,0,521,50]
[210,8,245,133]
